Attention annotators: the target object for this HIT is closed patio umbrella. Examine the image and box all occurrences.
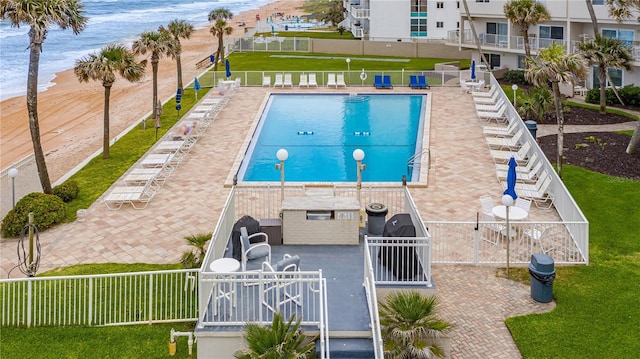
[193,77,201,100]
[503,156,518,200]
[225,58,231,79]
[471,59,476,80]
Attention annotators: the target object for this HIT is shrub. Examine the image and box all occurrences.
[503,70,527,85]
[585,85,640,106]
[1,193,66,238]
[52,180,80,203]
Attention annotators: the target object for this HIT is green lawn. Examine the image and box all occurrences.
[506,165,640,358]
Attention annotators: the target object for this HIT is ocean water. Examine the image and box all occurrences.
[0,0,273,101]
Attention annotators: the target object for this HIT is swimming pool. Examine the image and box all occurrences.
[238,94,426,182]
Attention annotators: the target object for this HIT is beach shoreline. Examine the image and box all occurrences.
[0,0,305,182]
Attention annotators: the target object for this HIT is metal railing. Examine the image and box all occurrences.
[365,236,432,286]
[232,36,311,53]
[363,245,384,359]
[0,269,199,327]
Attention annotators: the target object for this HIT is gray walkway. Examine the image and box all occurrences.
[1,87,559,358]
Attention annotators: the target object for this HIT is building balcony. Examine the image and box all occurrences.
[349,6,370,19]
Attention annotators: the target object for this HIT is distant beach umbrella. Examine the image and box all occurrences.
[225,59,231,79]
[503,156,518,200]
[271,25,275,36]
[193,77,201,100]
[209,54,215,63]
[471,59,476,80]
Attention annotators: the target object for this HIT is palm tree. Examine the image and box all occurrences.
[234,313,318,359]
[461,0,491,71]
[208,8,233,72]
[0,0,87,194]
[74,44,145,159]
[516,87,553,122]
[132,30,178,120]
[379,290,452,359]
[525,43,587,179]
[503,0,550,60]
[180,232,212,269]
[577,35,633,114]
[160,19,194,93]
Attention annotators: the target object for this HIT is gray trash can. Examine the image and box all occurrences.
[365,203,388,236]
[525,120,538,140]
[528,254,555,303]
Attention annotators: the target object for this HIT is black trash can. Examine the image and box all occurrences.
[525,120,538,140]
[528,253,556,303]
[365,203,388,235]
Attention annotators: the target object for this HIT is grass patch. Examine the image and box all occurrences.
[507,165,640,358]
[40,263,184,276]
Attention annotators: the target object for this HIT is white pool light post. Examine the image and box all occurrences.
[346,58,351,86]
[275,149,288,201]
[512,84,518,106]
[8,166,18,208]
[353,149,366,204]
[502,194,514,277]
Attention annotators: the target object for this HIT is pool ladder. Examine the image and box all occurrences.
[407,148,430,175]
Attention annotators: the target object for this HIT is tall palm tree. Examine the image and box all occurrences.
[525,43,587,179]
[461,0,491,71]
[132,30,178,120]
[379,290,452,359]
[208,7,233,72]
[74,44,145,159]
[160,19,194,93]
[577,35,633,114]
[234,313,317,359]
[0,0,87,194]
[503,0,550,60]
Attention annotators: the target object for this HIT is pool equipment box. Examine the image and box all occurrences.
[282,197,360,245]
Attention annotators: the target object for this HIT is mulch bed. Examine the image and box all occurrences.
[538,132,640,180]
[539,105,637,125]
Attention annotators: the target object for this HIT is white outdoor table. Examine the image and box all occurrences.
[492,205,528,220]
[465,81,483,91]
[209,258,240,315]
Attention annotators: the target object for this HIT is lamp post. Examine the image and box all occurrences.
[352,149,366,204]
[502,194,514,277]
[511,84,518,106]
[8,167,18,208]
[346,58,351,86]
[275,148,288,201]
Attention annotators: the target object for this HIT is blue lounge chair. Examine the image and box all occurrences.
[382,75,393,89]
[409,75,420,89]
[417,75,430,89]
[374,75,384,88]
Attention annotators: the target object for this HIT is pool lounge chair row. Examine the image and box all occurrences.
[409,75,430,89]
[263,73,347,88]
[104,92,231,210]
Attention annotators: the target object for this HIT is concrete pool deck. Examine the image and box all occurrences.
[0,86,557,357]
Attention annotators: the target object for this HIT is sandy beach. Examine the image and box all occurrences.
[0,0,305,182]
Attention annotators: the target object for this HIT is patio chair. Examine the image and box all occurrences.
[486,128,524,150]
[477,104,507,123]
[515,197,532,213]
[240,227,271,272]
[374,75,384,89]
[479,195,495,217]
[409,75,420,89]
[481,212,504,245]
[104,183,156,210]
[473,90,500,104]
[512,170,550,191]
[476,98,505,113]
[299,74,308,87]
[495,152,539,174]
[417,75,430,89]
[283,73,293,87]
[327,73,337,88]
[382,75,393,89]
[274,73,284,87]
[483,117,518,137]
[460,79,471,93]
[308,73,318,87]
[523,225,556,255]
[261,254,302,313]
[497,158,543,183]
[336,73,346,87]
[472,84,497,97]
[518,175,554,209]
[262,76,271,87]
[491,141,531,163]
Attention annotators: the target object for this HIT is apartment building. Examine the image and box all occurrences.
[449,0,640,87]
[341,0,461,40]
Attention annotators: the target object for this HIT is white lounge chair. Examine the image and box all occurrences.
[336,73,346,87]
[513,170,550,192]
[473,90,500,104]
[477,105,507,123]
[327,73,337,88]
[283,73,293,87]
[476,98,505,112]
[104,183,156,210]
[486,128,524,149]
[472,84,497,98]
[299,74,308,87]
[274,73,284,87]
[518,175,554,208]
[490,141,531,162]
[262,76,271,87]
[497,159,543,183]
[483,118,518,137]
[308,73,318,87]
[496,152,539,174]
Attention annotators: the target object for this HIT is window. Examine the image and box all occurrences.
[457,1,460,8]
[437,2,444,8]
[437,22,444,28]
[411,18,427,37]
[411,0,427,12]
[593,67,623,87]
[457,21,460,29]
[483,53,501,69]
[592,0,604,5]
[539,25,564,40]
[486,22,508,35]
[602,28,634,45]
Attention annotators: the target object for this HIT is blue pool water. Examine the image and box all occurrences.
[239,94,425,182]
